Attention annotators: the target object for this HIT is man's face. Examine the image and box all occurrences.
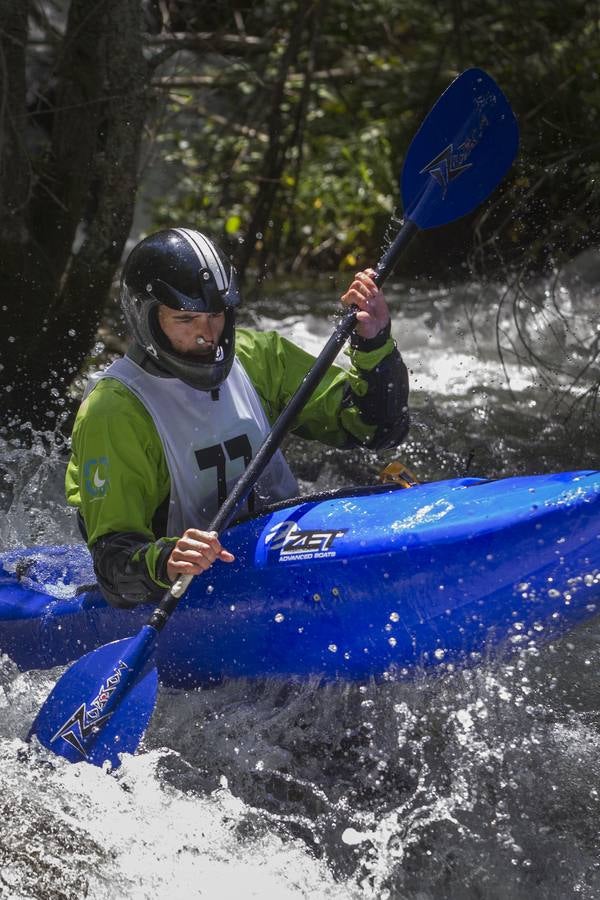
[157,305,226,358]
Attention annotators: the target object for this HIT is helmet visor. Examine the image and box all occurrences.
[150,277,226,313]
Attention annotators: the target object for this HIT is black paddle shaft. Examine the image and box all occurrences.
[374,218,419,285]
[148,217,419,629]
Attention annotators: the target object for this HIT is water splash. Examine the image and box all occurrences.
[0,427,79,549]
[1,264,600,897]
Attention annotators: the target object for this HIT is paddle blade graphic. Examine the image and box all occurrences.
[30,628,158,768]
[402,68,519,229]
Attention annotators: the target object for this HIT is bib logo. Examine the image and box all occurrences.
[84,457,109,499]
[264,520,347,562]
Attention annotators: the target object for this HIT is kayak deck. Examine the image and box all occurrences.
[1,472,599,685]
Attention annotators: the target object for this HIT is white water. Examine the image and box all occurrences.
[1,254,600,899]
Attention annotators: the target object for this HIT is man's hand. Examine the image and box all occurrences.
[340,268,391,340]
[167,529,235,582]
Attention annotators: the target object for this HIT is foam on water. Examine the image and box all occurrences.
[0,660,353,899]
[137,645,600,899]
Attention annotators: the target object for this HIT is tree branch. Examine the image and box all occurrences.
[0,0,31,241]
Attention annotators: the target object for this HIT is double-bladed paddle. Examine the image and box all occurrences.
[29,68,519,768]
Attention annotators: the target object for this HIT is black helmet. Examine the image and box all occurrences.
[120,228,241,391]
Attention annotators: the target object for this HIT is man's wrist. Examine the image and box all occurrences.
[349,320,391,352]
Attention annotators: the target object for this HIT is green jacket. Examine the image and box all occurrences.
[66,327,407,604]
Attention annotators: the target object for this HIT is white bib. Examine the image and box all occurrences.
[96,356,298,535]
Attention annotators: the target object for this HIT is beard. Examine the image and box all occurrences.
[182,345,217,360]
[163,335,219,361]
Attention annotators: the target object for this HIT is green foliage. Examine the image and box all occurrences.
[155,111,395,271]
[151,0,600,279]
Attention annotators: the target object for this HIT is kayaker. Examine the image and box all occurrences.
[65,228,410,608]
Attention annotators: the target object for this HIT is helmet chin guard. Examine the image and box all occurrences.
[120,228,241,391]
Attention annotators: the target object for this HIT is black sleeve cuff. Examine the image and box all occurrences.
[349,320,392,352]
[91,531,167,608]
[156,540,174,585]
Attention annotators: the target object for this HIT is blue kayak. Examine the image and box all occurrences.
[1,471,599,686]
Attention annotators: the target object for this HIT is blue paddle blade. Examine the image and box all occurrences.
[29,626,159,768]
[402,68,519,229]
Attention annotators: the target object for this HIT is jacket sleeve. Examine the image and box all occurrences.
[66,378,175,608]
[344,322,410,450]
[235,325,409,451]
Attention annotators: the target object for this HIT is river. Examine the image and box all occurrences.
[1,252,599,899]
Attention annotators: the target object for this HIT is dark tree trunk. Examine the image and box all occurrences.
[235,1,317,282]
[0,0,149,432]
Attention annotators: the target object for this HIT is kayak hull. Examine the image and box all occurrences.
[1,472,599,686]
